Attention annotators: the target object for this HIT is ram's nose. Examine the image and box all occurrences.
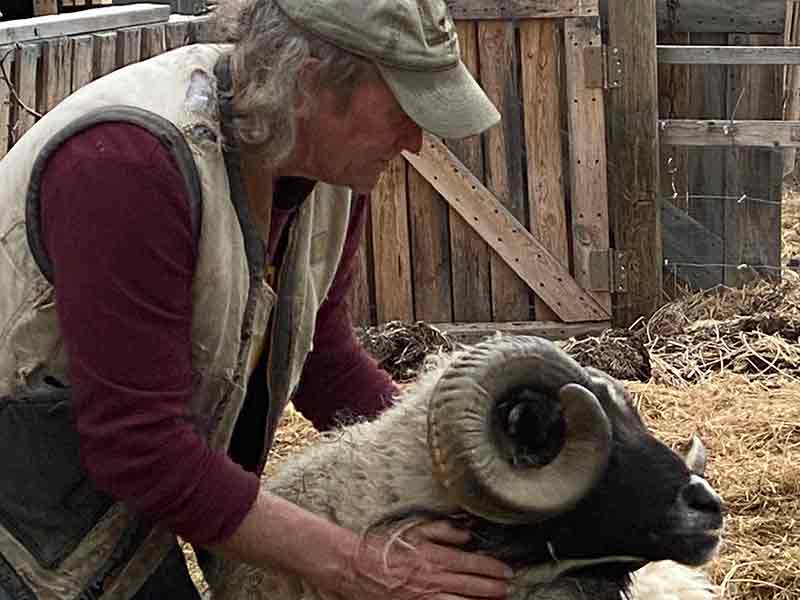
[681,475,723,516]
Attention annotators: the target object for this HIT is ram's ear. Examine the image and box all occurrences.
[678,435,707,476]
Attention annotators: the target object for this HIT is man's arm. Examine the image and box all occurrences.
[40,122,259,546]
[290,195,399,431]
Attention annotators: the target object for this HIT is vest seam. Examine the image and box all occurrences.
[25,106,204,284]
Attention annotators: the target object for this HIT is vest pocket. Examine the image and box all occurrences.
[0,379,114,569]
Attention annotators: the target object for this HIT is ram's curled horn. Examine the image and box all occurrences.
[427,336,613,524]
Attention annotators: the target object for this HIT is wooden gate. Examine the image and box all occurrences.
[0,1,616,341]
[347,0,615,339]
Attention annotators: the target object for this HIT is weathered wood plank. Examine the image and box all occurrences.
[0,47,12,159]
[370,156,414,323]
[683,32,727,286]
[347,199,375,327]
[564,17,612,313]
[657,30,690,218]
[37,37,71,114]
[723,33,783,286]
[661,199,725,291]
[783,0,800,177]
[446,0,599,20]
[166,17,192,50]
[605,2,662,324]
[654,0,785,34]
[92,31,117,78]
[520,19,569,322]
[116,27,142,68]
[658,45,800,64]
[478,20,529,322]
[70,35,94,91]
[11,43,40,142]
[660,119,800,147]
[447,21,492,322]
[190,15,216,43]
[33,0,58,17]
[434,320,610,345]
[140,24,166,60]
[403,135,611,323]
[407,167,453,323]
[0,5,170,45]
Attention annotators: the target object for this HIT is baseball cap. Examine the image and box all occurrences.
[273,0,501,139]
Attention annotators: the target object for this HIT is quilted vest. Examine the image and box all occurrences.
[0,43,351,599]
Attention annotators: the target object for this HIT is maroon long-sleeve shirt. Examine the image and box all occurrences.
[38,121,397,546]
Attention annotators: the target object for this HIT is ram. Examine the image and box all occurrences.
[208,336,723,600]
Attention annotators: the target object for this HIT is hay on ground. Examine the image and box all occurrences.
[356,320,455,382]
[631,374,800,600]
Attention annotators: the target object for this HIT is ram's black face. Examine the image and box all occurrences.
[462,370,723,575]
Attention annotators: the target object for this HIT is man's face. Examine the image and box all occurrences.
[303,76,423,193]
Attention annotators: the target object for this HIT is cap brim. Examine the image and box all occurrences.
[378,61,501,140]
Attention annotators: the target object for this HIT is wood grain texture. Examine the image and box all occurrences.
[91,31,117,79]
[190,15,216,43]
[605,2,662,324]
[447,20,492,323]
[723,33,783,286]
[653,0,785,34]
[783,0,800,176]
[33,0,58,17]
[115,27,141,68]
[660,119,800,147]
[370,156,414,323]
[12,43,40,141]
[70,35,94,91]
[446,0,599,20]
[658,44,800,64]
[661,200,725,291]
[37,37,71,114]
[478,20,529,321]
[520,19,569,321]
[346,201,375,327]
[564,17,612,313]
[0,5,170,45]
[140,24,166,60]
[434,320,610,344]
[657,30,690,220]
[404,135,610,323]
[0,46,11,159]
[407,166,453,323]
[166,18,191,50]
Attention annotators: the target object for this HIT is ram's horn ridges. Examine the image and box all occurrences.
[427,336,612,523]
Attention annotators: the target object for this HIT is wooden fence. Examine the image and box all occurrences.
[346,2,617,336]
[654,0,794,291]
[10,1,793,337]
[1,1,619,337]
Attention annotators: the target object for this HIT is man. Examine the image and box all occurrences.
[0,0,511,598]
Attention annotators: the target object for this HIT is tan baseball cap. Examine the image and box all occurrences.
[273,0,501,139]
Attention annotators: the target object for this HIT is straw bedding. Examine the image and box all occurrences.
[184,269,800,598]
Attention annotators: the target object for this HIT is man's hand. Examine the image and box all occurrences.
[334,520,512,600]
[208,492,512,600]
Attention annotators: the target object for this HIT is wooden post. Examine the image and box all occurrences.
[32,0,58,16]
[478,20,530,322]
[0,46,12,159]
[606,0,662,325]
[447,21,492,323]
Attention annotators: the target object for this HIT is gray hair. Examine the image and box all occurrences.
[215,0,380,167]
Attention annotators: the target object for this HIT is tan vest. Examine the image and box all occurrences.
[0,44,351,599]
